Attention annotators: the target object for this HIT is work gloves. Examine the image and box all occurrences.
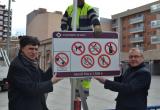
[94,25,102,37]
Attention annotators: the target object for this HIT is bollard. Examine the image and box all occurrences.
[74,97,81,110]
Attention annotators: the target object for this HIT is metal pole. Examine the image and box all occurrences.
[71,0,77,110]
[6,0,11,57]
[72,0,77,31]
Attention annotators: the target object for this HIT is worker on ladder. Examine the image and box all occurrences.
[61,0,102,109]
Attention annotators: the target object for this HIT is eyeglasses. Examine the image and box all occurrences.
[129,55,142,59]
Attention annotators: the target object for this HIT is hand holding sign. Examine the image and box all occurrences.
[51,73,63,84]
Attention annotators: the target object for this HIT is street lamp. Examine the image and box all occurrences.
[6,0,15,58]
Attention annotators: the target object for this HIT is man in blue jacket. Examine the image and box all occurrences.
[7,36,62,110]
[95,48,151,110]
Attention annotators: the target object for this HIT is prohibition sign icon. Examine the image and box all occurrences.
[98,54,111,68]
[88,42,102,55]
[105,42,117,55]
[71,42,85,56]
[55,52,69,67]
[81,54,94,68]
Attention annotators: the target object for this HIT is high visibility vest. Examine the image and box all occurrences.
[66,3,93,30]
[61,3,100,31]
[82,79,91,89]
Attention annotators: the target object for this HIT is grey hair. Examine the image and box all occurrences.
[129,48,143,57]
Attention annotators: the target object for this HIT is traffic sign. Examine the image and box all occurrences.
[98,54,111,68]
[105,42,117,55]
[55,52,69,67]
[81,54,94,68]
[53,31,120,77]
[88,42,102,55]
[72,42,85,56]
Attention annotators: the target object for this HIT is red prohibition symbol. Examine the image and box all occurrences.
[55,52,69,67]
[98,54,111,68]
[81,54,94,68]
[71,42,85,56]
[105,42,117,55]
[88,42,102,55]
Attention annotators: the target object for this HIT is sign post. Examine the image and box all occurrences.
[71,0,78,110]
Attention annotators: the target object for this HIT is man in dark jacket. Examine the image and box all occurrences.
[7,36,62,110]
[95,48,151,110]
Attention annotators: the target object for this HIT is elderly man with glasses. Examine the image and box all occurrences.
[94,48,151,110]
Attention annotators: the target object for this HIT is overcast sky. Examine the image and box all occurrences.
[1,0,157,36]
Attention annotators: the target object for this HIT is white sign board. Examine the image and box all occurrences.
[52,31,120,77]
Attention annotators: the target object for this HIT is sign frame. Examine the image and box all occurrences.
[52,31,121,77]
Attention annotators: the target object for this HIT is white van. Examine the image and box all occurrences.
[0,48,9,91]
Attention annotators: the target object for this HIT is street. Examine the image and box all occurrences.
[0,76,160,110]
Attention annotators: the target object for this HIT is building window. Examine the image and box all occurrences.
[0,32,3,35]
[46,50,51,64]
[0,21,3,25]
[0,26,3,30]
[0,15,3,19]
[0,11,3,14]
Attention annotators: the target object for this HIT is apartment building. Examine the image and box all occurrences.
[0,4,12,39]
[111,1,160,52]
[0,3,16,60]
[26,8,62,41]
[111,0,160,75]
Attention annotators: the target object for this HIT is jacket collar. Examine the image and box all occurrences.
[128,62,145,71]
[18,52,38,68]
[78,3,85,8]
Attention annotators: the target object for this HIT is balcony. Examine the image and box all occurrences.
[129,26,144,33]
[129,16,144,24]
[3,29,7,32]
[3,34,7,38]
[112,23,118,28]
[3,13,8,17]
[151,20,160,28]
[3,18,8,22]
[132,46,144,51]
[151,36,160,44]
[130,36,144,43]
[151,3,160,13]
